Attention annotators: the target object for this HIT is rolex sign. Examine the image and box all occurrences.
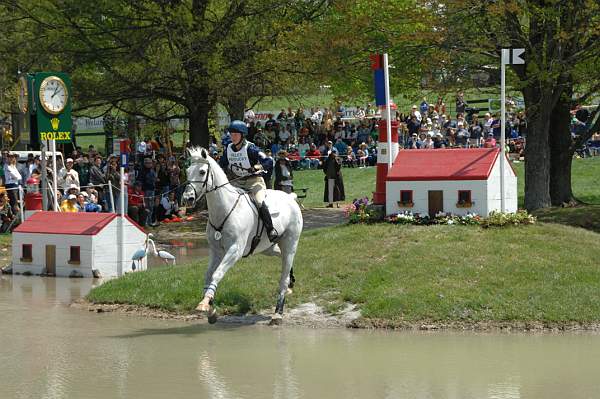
[34,72,72,144]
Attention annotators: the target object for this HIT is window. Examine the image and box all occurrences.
[398,190,414,207]
[457,190,472,207]
[21,244,32,262]
[69,246,80,264]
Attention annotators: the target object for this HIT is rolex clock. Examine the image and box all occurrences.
[33,72,72,146]
[39,75,69,115]
[17,75,28,113]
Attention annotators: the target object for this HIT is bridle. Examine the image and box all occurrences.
[185,159,246,239]
[186,160,220,207]
[185,159,248,204]
[186,157,259,207]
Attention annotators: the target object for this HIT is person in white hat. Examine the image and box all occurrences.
[60,193,79,213]
[58,157,80,192]
[411,105,422,123]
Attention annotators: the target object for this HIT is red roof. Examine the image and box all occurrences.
[387,148,502,181]
[13,211,144,235]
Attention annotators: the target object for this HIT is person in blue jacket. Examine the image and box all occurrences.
[219,120,278,242]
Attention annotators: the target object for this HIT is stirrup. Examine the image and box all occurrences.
[267,228,278,242]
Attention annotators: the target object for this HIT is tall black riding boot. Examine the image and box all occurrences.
[259,203,278,242]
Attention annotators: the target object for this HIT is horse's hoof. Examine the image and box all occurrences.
[269,314,283,326]
[207,309,218,324]
[195,296,213,313]
[195,303,211,313]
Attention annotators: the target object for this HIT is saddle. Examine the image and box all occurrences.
[246,195,279,257]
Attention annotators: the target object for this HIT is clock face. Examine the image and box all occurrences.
[39,76,69,115]
[17,76,28,113]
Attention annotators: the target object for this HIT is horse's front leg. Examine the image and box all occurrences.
[195,244,243,315]
[194,245,223,321]
[203,244,223,298]
[270,241,298,325]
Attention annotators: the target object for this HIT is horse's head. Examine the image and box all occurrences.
[182,147,211,207]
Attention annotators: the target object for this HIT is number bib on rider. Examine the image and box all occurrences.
[227,142,253,177]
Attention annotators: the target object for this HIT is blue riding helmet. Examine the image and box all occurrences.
[228,120,248,135]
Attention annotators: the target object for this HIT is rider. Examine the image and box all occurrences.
[219,120,278,242]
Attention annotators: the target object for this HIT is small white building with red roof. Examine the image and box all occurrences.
[386,148,517,217]
[12,211,147,278]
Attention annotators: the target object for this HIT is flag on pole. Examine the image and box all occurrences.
[371,54,386,106]
[502,48,525,65]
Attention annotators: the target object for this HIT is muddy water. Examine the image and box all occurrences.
[2,277,600,398]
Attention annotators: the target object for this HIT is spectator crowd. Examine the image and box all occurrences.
[1,90,597,232]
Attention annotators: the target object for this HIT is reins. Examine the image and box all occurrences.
[186,160,260,244]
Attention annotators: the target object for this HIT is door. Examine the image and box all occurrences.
[45,245,56,276]
[428,191,444,217]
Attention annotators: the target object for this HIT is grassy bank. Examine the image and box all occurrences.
[87,222,600,327]
[86,155,600,327]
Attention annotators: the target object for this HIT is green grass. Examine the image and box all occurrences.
[87,155,600,325]
[248,87,522,115]
[87,222,600,324]
[293,166,377,208]
[0,234,11,248]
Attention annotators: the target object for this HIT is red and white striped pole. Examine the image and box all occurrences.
[372,53,398,205]
[373,114,398,205]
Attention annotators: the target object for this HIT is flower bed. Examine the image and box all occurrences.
[387,211,482,226]
[344,197,374,224]
[345,199,536,227]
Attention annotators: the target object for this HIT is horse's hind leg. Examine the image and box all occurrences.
[288,267,295,289]
[270,240,298,325]
[263,244,281,257]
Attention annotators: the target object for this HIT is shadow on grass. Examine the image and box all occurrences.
[533,204,600,233]
[217,290,255,314]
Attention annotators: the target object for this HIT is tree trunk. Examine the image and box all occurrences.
[523,90,552,211]
[226,96,247,121]
[549,90,576,206]
[188,102,210,148]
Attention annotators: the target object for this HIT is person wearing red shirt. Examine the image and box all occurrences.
[287,148,301,170]
[303,144,322,169]
[128,181,149,227]
[483,132,497,148]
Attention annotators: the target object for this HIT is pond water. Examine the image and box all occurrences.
[2,265,600,398]
[147,238,208,268]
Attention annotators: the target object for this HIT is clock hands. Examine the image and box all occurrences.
[51,85,62,99]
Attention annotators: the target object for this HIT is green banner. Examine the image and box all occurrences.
[34,72,72,144]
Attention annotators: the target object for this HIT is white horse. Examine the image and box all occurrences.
[182,147,303,325]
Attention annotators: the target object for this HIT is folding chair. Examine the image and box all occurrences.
[295,188,309,210]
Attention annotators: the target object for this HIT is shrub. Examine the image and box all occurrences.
[345,197,379,224]
[480,210,537,227]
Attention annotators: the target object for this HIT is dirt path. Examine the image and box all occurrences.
[150,207,347,241]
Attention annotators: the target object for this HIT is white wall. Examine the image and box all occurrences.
[486,156,518,213]
[12,233,94,277]
[12,217,147,278]
[386,180,489,216]
[386,156,518,217]
[93,218,147,277]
